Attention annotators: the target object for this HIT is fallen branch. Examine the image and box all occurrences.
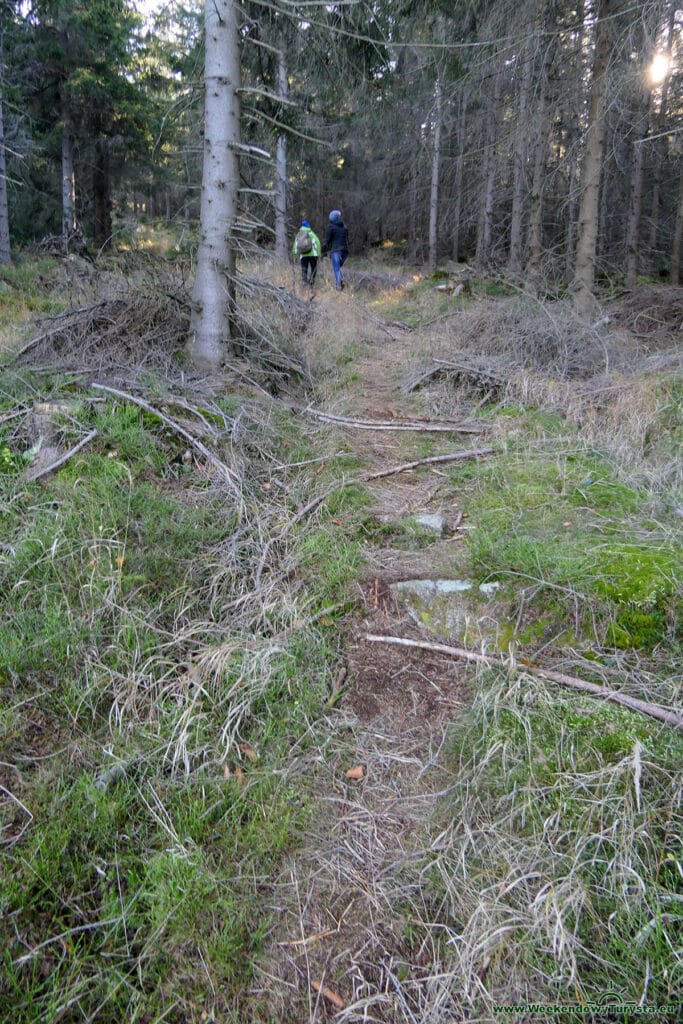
[91,383,241,495]
[25,429,98,483]
[303,406,485,434]
[363,448,494,482]
[362,634,683,732]
[255,447,493,585]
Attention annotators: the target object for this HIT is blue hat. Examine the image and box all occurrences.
[329,210,342,222]
[301,219,310,227]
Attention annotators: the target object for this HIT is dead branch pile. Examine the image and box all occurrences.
[12,269,312,386]
[424,302,638,379]
[14,289,190,374]
[610,284,683,344]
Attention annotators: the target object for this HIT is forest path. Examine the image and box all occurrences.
[252,290,481,1021]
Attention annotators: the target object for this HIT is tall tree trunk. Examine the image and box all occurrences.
[647,2,675,270]
[408,158,417,262]
[475,74,500,267]
[0,90,10,265]
[274,34,288,261]
[625,124,647,290]
[92,138,112,251]
[427,75,442,272]
[671,163,683,285]
[572,0,613,316]
[451,89,468,262]
[187,0,242,370]
[508,22,534,278]
[61,97,77,245]
[564,0,584,283]
[526,1,557,290]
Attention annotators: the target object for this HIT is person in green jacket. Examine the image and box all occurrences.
[292,219,321,286]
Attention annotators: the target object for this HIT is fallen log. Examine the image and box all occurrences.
[303,406,485,434]
[362,634,683,732]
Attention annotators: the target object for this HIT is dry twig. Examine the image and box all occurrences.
[363,634,683,731]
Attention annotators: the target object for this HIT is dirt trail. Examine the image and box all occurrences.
[251,294,482,1022]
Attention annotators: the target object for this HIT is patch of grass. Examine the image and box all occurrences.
[447,441,681,653]
[0,379,363,1021]
[424,671,683,1014]
[0,257,66,334]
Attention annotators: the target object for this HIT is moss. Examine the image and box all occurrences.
[593,544,680,608]
[607,607,668,650]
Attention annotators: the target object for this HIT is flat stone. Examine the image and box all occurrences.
[413,513,448,536]
[391,578,473,637]
[391,577,505,643]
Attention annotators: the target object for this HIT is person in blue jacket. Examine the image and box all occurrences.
[292,219,322,286]
[323,210,349,290]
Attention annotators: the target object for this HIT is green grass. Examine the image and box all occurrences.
[0,258,66,333]
[425,672,683,1012]
[0,376,366,1022]
[446,438,682,654]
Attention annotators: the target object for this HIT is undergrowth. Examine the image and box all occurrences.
[416,668,683,1018]
[0,362,364,1022]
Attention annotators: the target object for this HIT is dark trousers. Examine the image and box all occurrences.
[300,256,318,284]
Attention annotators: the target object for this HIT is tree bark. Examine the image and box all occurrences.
[92,138,112,251]
[408,158,417,262]
[274,34,288,261]
[187,0,242,371]
[476,73,500,267]
[508,17,534,279]
[0,90,11,265]
[671,162,683,285]
[526,0,557,290]
[572,0,613,316]
[451,89,468,263]
[427,75,442,272]
[61,95,77,245]
[625,124,647,290]
[647,2,675,270]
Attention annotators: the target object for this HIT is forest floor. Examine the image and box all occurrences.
[1,251,682,1023]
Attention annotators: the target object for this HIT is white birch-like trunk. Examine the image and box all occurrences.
[427,76,442,272]
[274,36,288,261]
[572,0,613,316]
[188,0,242,370]
[0,91,11,265]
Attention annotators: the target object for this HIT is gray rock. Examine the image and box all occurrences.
[413,513,448,536]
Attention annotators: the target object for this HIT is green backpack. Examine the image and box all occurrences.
[295,228,313,255]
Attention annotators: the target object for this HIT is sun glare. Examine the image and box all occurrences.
[649,53,670,85]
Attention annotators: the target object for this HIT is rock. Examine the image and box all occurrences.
[413,513,448,536]
[390,577,505,642]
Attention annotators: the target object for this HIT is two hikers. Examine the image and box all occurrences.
[293,210,349,291]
